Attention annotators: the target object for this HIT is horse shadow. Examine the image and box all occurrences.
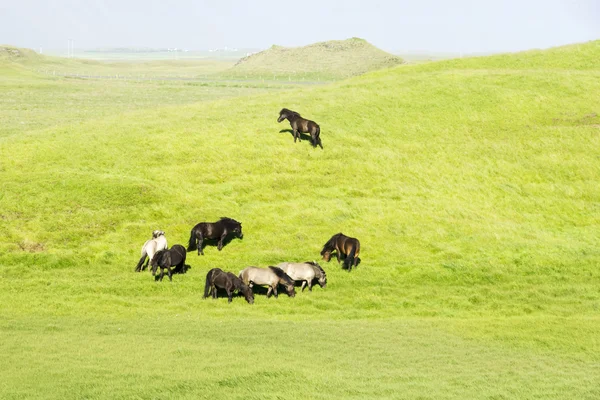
[279,129,313,143]
[193,236,243,253]
[154,264,191,281]
[212,287,247,300]
[249,285,270,297]
[340,256,362,270]
[175,264,192,274]
[245,284,291,297]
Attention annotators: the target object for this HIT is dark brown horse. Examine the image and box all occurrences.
[204,268,254,304]
[278,108,322,149]
[150,244,188,281]
[187,217,243,255]
[320,233,360,271]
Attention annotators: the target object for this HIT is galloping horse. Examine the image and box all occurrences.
[239,266,296,298]
[135,230,168,272]
[150,244,188,281]
[187,217,243,255]
[204,268,254,304]
[320,233,360,271]
[277,261,327,291]
[277,108,322,148]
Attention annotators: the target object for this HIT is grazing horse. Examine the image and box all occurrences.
[239,266,296,298]
[277,108,322,149]
[150,244,188,281]
[277,261,327,291]
[321,233,360,271]
[187,217,243,255]
[135,230,168,272]
[203,268,254,304]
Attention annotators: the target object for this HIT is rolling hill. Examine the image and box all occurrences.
[226,37,403,80]
[0,40,599,398]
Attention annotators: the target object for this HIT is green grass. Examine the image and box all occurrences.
[225,37,403,81]
[0,47,309,138]
[0,40,599,399]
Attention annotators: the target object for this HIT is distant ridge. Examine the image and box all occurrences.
[226,37,403,80]
[0,45,42,62]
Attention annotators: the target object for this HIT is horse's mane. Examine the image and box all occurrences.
[305,261,326,276]
[219,217,241,227]
[280,108,302,118]
[151,249,168,264]
[320,233,342,255]
[269,266,294,284]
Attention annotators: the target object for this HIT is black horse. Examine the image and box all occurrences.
[187,217,243,255]
[150,244,188,281]
[278,108,322,149]
[204,268,254,304]
[320,233,361,271]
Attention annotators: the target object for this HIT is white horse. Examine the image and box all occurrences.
[134,230,168,272]
[239,266,296,298]
[277,261,327,291]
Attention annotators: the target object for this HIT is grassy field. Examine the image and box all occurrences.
[0,40,599,399]
[0,46,309,138]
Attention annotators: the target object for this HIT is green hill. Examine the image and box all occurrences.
[226,37,403,80]
[0,40,599,398]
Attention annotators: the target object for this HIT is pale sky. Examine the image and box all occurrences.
[0,0,598,54]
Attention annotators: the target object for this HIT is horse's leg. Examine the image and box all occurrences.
[227,286,233,303]
[212,284,218,299]
[293,129,299,143]
[307,279,313,291]
[266,286,273,298]
[301,281,307,292]
[336,251,341,264]
[197,233,204,255]
[273,285,278,298]
[218,233,227,251]
[159,268,164,281]
[167,266,172,281]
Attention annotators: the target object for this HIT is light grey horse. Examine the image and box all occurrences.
[239,266,296,298]
[134,230,168,272]
[277,261,327,291]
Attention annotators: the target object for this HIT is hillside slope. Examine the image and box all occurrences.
[0,40,599,398]
[226,37,403,80]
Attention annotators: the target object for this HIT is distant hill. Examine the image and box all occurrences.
[0,45,42,62]
[226,37,403,81]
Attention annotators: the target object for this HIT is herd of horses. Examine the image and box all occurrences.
[135,218,360,303]
[133,109,358,302]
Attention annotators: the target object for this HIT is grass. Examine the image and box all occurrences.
[0,40,599,398]
[0,47,310,138]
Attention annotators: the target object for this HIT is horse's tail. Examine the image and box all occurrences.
[187,229,196,251]
[135,252,147,272]
[316,125,323,149]
[203,269,214,298]
[345,244,357,271]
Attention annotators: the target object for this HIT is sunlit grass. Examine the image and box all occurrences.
[0,40,599,399]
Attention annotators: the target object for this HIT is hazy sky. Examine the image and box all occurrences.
[1,0,598,54]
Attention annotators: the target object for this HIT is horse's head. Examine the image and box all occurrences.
[150,254,161,276]
[150,250,169,276]
[321,248,332,262]
[233,222,243,239]
[278,108,299,123]
[277,108,288,123]
[286,283,296,297]
[152,230,165,238]
[241,284,254,304]
[314,263,327,288]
